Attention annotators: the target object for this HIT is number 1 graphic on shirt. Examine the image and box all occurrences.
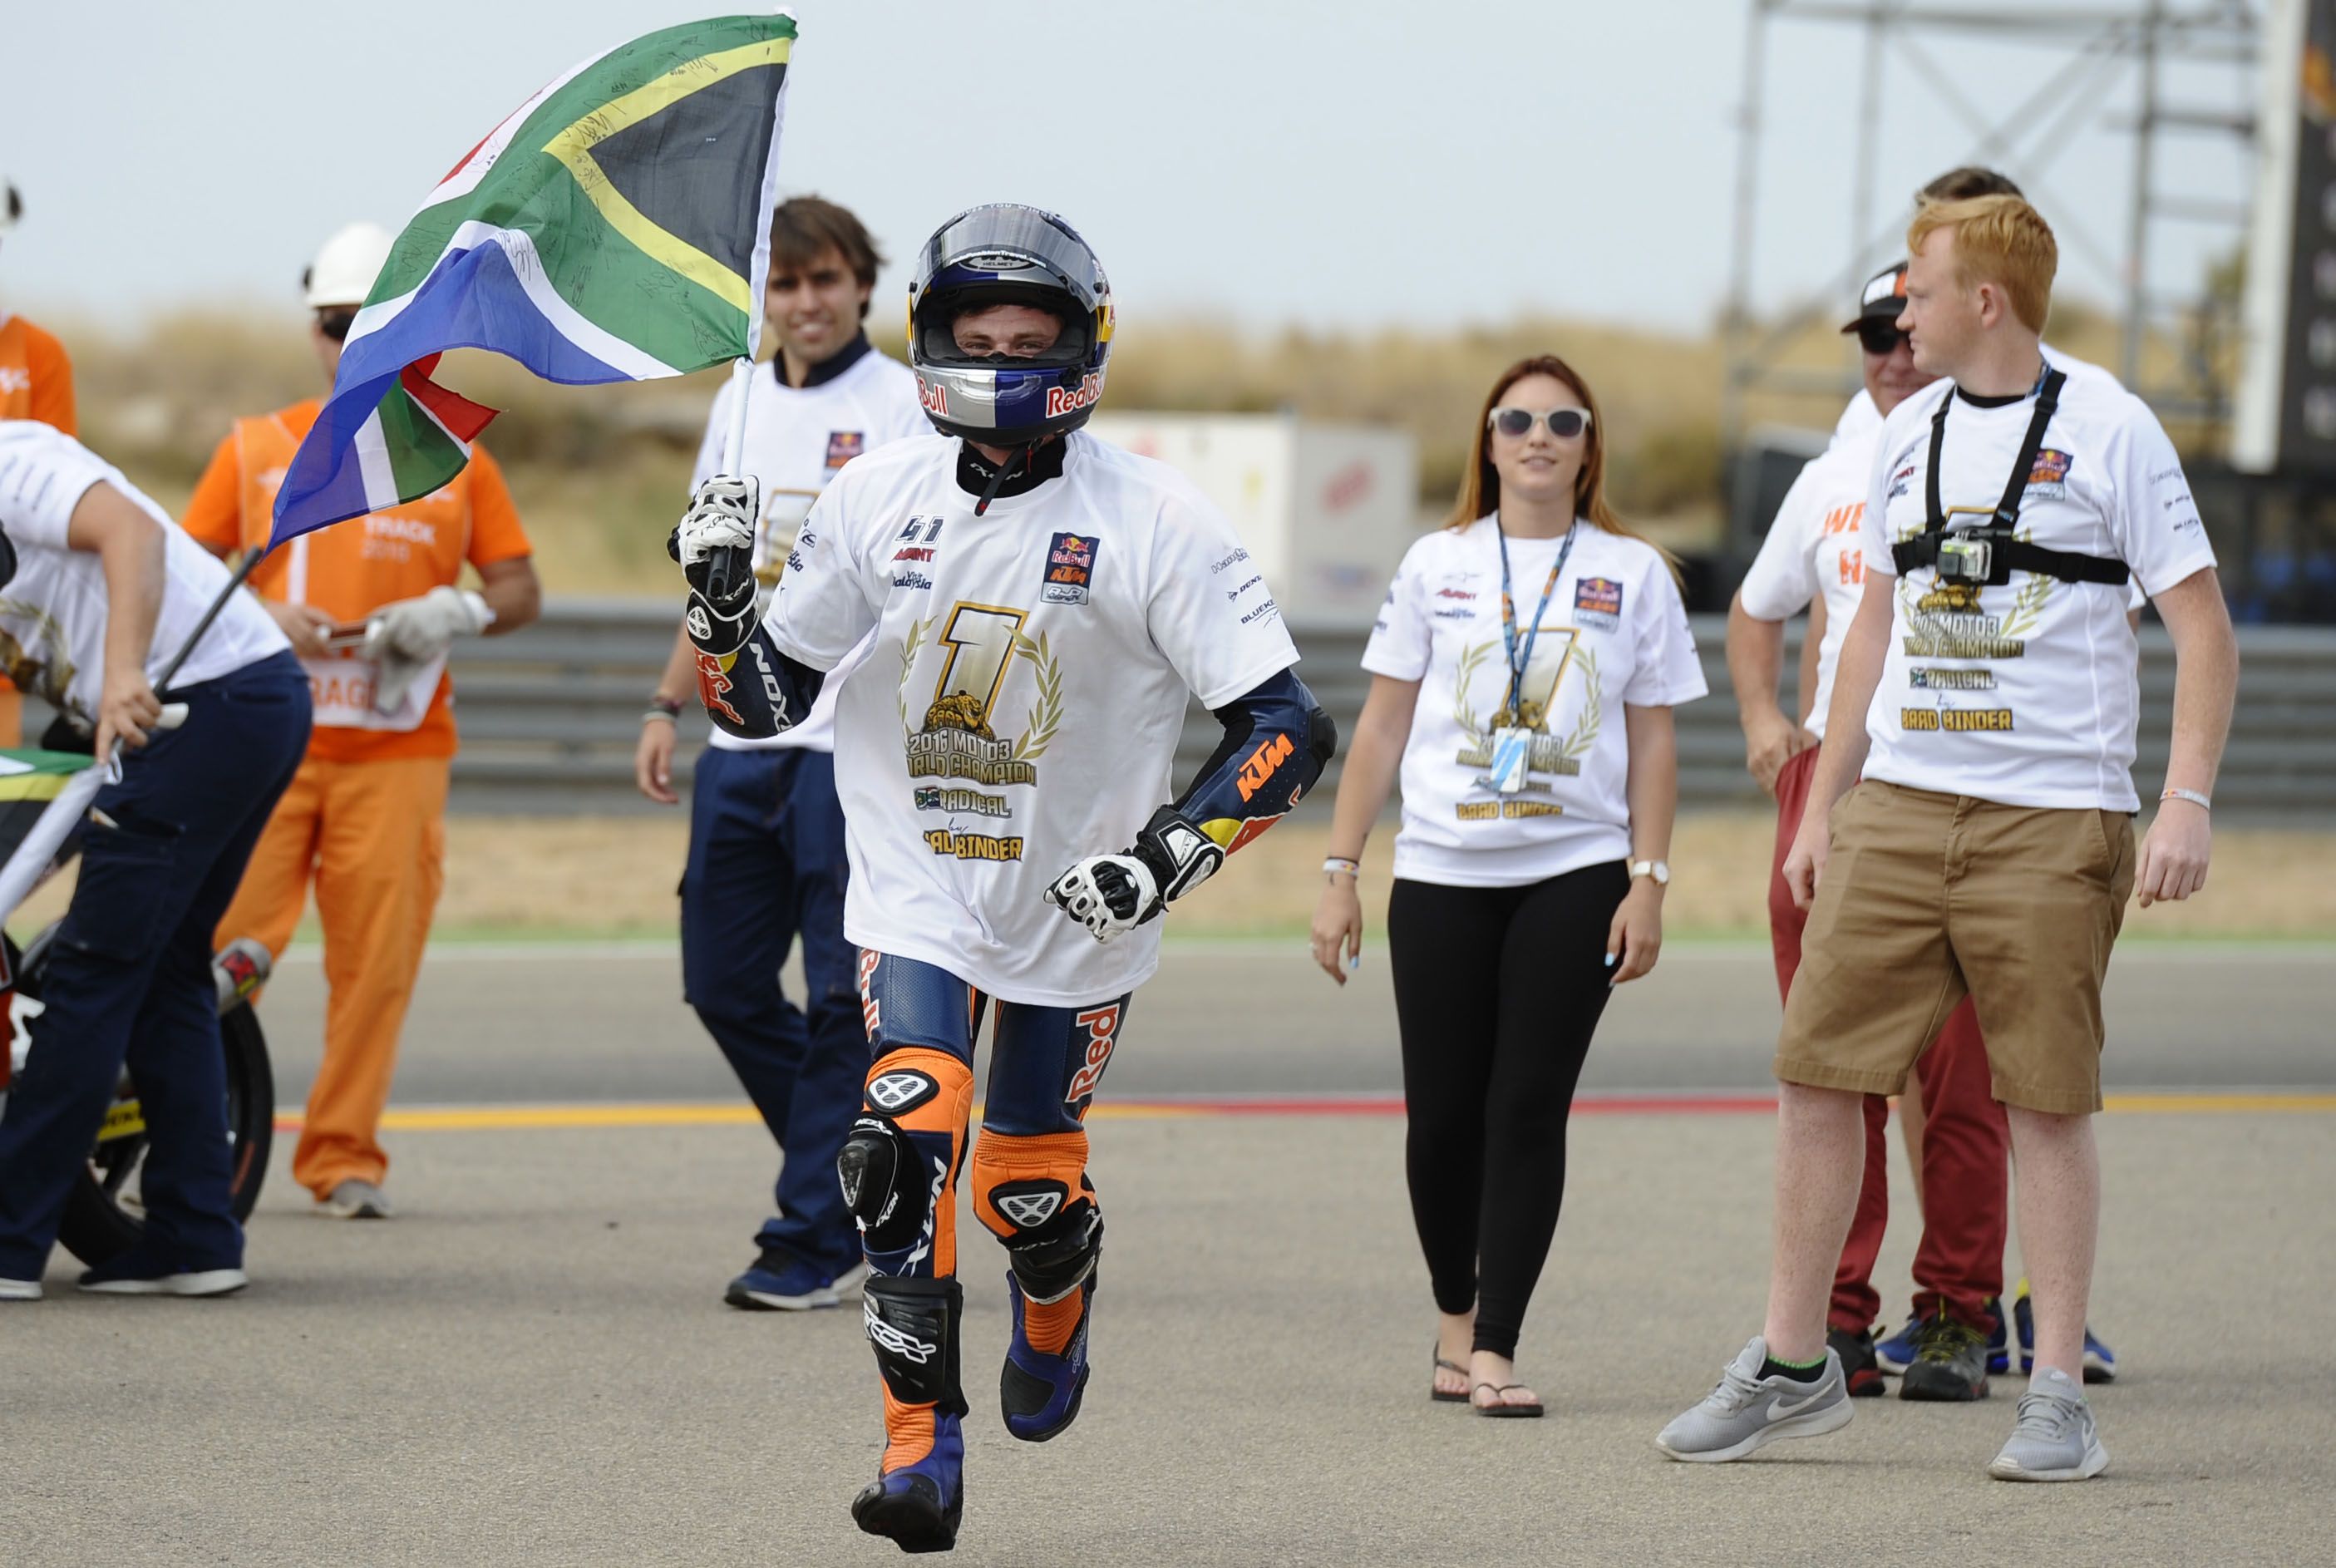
[1499,627,1580,729]
[933,602,1029,732]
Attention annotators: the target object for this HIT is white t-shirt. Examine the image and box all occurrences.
[1362,515,1707,888]
[690,342,928,752]
[1859,357,2217,811]
[1737,433,1877,741]
[0,421,288,723]
[762,428,1300,1007]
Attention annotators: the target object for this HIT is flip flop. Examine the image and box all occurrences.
[1471,1382,1544,1419]
[1432,1349,1470,1404]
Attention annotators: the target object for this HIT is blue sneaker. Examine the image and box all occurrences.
[724,1249,869,1311]
[999,1273,1093,1442]
[1984,1295,2011,1375]
[1875,1313,1921,1375]
[851,1409,964,1553]
[2012,1281,2117,1383]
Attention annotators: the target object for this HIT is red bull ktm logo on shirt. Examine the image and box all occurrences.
[1042,531,1097,605]
[1573,576,1624,627]
[2028,449,2073,500]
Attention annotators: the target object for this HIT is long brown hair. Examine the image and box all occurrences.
[1446,354,1681,582]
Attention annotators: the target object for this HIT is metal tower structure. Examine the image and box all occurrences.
[1722,1,2262,453]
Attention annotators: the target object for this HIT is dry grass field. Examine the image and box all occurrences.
[17,814,2318,949]
[49,301,2162,597]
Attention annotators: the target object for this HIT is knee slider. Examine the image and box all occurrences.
[863,1274,968,1417]
[837,1115,925,1254]
[1003,1202,1103,1304]
[843,1048,973,1253]
[973,1130,1101,1304]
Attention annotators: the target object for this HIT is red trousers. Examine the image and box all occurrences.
[1769,744,2007,1332]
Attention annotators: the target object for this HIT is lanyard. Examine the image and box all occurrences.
[1495,516,1577,725]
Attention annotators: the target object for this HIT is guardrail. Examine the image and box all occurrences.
[440,601,2336,819]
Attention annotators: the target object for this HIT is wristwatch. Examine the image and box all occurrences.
[1628,859,1670,886]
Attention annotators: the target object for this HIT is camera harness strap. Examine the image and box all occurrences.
[1891,365,2130,588]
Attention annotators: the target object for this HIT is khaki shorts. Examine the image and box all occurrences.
[1775,781,2135,1115]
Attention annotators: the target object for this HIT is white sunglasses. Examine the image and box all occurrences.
[1488,407,1592,439]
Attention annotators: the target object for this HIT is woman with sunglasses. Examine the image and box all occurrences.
[1310,354,1704,1417]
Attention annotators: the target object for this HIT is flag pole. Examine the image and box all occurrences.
[697,356,759,609]
[153,546,269,693]
[723,356,754,473]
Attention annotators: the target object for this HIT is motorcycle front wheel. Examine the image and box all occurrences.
[2,926,275,1267]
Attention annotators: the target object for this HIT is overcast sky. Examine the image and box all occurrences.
[2,0,2262,334]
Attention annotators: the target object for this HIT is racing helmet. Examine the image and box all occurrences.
[906,204,1112,446]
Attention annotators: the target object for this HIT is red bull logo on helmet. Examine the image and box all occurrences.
[1044,372,1103,419]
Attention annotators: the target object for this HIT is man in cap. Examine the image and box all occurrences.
[182,222,541,1220]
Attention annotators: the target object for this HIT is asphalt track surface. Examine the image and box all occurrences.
[4,943,2331,1566]
[263,939,2334,1107]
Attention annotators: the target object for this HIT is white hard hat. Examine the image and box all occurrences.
[303,220,396,308]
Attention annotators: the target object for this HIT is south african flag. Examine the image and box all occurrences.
[269,12,796,545]
[0,751,102,940]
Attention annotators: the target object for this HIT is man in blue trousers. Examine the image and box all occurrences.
[0,421,308,1299]
[633,197,926,1309]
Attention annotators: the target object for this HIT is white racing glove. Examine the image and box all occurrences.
[362,586,494,714]
[1044,807,1225,944]
[666,475,761,656]
[1044,853,1161,944]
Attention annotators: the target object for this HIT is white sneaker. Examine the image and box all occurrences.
[1656,1336,1855,1462]
[322,1179,393,1220]
[1989,1367,2109,1482]
[79,1267,249,1298]
[0,1277,42,1302]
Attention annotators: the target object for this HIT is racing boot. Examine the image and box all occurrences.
[1001,1270,1095,1442]
[851,1275,967,1554]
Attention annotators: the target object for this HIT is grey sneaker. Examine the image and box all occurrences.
[322,1179,393,1220]
[1656,1336,1855,1462]
[1989,1367,2109,1481]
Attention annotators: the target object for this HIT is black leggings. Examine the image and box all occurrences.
[1386,862,1629,1360]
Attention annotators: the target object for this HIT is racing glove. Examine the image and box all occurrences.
[1044,806,1225,944]
[667,474,760,657]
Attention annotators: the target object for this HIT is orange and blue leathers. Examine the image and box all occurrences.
[844,949,1122,1553]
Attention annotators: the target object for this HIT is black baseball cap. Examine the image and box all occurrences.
[1841,263,1910,333]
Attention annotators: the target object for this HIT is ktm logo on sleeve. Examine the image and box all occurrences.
[1236,732,1295,801]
